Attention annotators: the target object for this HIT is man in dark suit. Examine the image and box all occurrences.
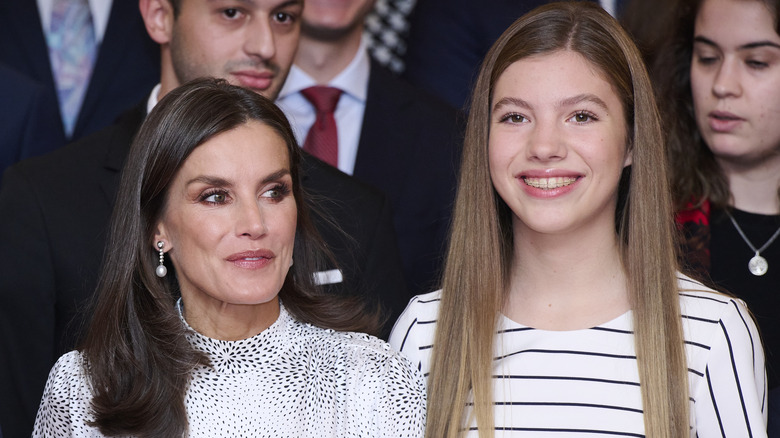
[0,65,62,176]
[0,0,405,436]
[276,0,461,300]
[0,0,159,145]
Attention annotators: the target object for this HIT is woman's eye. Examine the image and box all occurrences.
[263,189,280,198]
[746,59,769,69]
[201,191,228,204]
[695,53,719,66]
[262,183,291,200]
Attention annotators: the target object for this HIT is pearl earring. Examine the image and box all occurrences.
[155,241,167,278]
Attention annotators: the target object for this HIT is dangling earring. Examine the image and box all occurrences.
[156,241,167,278]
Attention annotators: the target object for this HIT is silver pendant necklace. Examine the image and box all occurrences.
[725,210,780,276]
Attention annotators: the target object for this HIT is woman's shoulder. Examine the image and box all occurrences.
[33,351,96,437]
[47,350,89,382]
[289,318,418,368]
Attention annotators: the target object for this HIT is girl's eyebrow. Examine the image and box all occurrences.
[492,94,608,113]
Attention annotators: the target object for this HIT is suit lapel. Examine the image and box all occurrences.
[98,103,147,207]
[1,2,55,88]
[353,60,415,205]
[75,1,141,139]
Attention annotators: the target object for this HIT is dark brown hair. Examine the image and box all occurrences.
[81,78,378,436]
[654,0,780,210]
[426,2,687,436]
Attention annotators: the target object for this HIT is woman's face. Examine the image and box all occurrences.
[691,0,780,167]
[488,50,631,237]
[155,120,297,313]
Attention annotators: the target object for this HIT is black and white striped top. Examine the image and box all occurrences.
[389,275,767,437]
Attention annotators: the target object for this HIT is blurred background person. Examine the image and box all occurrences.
[0,0,158,146]
[276,0,461,300]
[0,65,62,177]
[655,0,780,433]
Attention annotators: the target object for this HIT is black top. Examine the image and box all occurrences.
[710,207,780,389]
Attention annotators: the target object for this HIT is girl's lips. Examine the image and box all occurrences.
[522,176,579,190]
[517,174,582,199]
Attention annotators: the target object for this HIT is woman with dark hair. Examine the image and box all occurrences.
[32,78,425,437]
[655,0,780,431]
[390,2,766,437]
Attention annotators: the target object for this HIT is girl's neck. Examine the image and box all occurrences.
[505,219,630,330]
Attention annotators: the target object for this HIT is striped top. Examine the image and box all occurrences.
[389,275,767,437]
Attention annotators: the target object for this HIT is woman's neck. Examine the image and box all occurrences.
[505,219,630,331]
[719,154,780,215]
[181,296,281,341]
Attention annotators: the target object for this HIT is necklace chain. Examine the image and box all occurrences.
[725,210,780,254]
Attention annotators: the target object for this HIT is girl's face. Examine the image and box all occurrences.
[488,50,631,238]
[690,0,780,168]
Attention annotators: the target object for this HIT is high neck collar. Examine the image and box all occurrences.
[176,299,293,374]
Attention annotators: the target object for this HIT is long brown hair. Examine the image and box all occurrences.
[426,3,687,437]
[81,78,379,437]
[655,0,780,210]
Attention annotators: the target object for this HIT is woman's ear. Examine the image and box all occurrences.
[153,222,171,252]
[139,0,175,45]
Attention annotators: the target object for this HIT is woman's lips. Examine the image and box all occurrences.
[708,110,744,133]
[226,250,275,269]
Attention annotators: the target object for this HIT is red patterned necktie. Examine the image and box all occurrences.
[301,86,342,167]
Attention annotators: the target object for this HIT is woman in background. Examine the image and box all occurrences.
[391,2,766,437]
[33,78,425,437]
[655,0,780,432]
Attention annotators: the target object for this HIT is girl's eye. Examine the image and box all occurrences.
[570,112,596,123]
[501,113,527,123]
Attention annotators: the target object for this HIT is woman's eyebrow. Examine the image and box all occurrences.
[694,35,780,51]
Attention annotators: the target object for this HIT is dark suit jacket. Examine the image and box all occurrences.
[0,0,159,143]
[0,65,62,177]
[0,102,405,438]
[353,60,462,298]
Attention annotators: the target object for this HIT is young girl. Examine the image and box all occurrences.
[391,2,767,436]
